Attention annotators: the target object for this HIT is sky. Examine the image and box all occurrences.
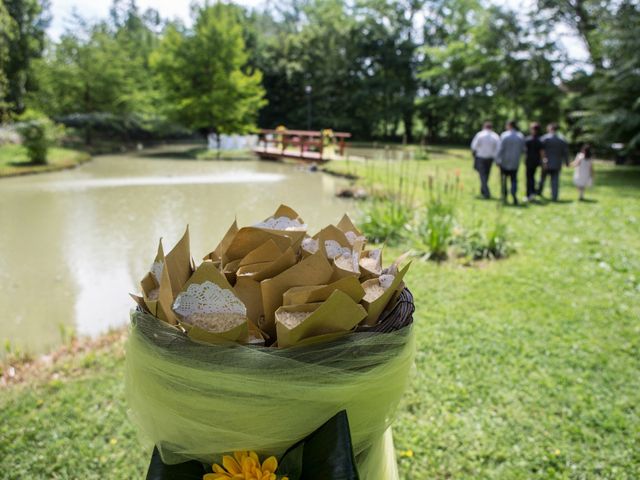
[47,0,588,62]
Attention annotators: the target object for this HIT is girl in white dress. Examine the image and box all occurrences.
[571,144,594,201]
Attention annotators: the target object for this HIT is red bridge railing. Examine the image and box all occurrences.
[255,129,351,161]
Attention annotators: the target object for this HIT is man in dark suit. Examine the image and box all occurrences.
[539,123,569,201]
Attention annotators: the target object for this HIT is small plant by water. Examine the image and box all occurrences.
[359,198,412,245]
[410,172,462,261]
[454,208,515,261]
[15,110,62,165]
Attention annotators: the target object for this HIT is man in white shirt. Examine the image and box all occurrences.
[470,121,500,198]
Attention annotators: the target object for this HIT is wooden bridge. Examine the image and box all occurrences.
[253,129,351,163]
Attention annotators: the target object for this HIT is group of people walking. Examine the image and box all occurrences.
[470,121,594,203]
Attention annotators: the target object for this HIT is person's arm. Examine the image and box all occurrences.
[493,134,502,161]
[563,140,570,167]
[590,161,594,180]
[471,133,479,154]
[570,153,581,167]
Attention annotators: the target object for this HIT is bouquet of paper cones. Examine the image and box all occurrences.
[126,205,415,480]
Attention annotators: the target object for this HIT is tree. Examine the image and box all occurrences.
[151,3,266,137]
[2,0,50,114]
[536,0,605,70]
[416,0,561,142]
[28,1,166,143]
[0,2,16,119]
[578,1,640,158]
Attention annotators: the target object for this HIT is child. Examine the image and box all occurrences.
[571,144,594,200]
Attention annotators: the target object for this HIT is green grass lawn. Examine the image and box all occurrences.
[1,147,639,479]
[0,144,90,177]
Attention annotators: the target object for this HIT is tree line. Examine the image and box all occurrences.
[0,0,638,158]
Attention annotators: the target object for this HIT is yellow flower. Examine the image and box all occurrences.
[400,449,414,458]
[204,451,289,480]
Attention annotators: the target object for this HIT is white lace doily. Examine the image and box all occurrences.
[254,216,307,231]
[324,240,351,259]
[302,237,319,253]
[150,261,164,283]
[173,281,247,317]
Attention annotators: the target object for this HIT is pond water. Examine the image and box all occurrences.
[0,145,353,354]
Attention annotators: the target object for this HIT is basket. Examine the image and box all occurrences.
[359,288,415,333]
[135,287,415,342]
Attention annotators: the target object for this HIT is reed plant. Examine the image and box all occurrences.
[359,157,421,245]
[410,171,462,261]
[454,207,515,260]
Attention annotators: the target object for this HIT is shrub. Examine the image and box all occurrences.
[411,200,455,261]
[455,209,515,260]
[410,173,462,261]
[16,110,61,165]
[359,197,412,245]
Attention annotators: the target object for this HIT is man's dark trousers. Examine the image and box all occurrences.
[539,168,560,200]
[500,167,518,202]
[476,157,493,198]
[526,165,538,197]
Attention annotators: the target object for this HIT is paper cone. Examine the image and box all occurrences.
[336,213,365,246]
[361,262,411,326]
[203,219,238,262]
[234,247,297,324]
[172,262,248,340]
[275,290,367,348]
[223,227,293,264]
[260,251,333,336]
[283,276,365,305]
[164,226,193,298]
[359,248,383,280]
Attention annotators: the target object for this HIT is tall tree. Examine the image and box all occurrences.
[417,0,561,142]
[2,0,50,114]
[536,0,605,70]
[0,2,16,119]
[579,1,640,157]
[151,3,266,137]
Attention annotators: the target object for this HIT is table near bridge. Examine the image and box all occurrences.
[253,128,351,162]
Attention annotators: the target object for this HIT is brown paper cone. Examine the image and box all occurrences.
[275,290,367,348]
[259,251,333,336]
[223,227,293,264]
[203,219,238,262]
[282,276,365,305]
[164,226,193,298]
[361,262,411,326]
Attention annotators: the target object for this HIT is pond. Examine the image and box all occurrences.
[0,145,353,355]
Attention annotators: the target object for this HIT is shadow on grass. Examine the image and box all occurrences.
[8,160,47,167]
[592,166,640,190]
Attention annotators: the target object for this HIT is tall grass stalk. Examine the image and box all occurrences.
[359,157,422,245]
[411,170,463,261]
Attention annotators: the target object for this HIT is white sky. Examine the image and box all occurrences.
[47,0,588,63]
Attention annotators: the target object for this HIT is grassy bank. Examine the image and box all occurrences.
[1,148,639,478]
[0,144,91,177]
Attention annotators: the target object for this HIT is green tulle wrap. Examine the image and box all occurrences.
[125,311,415,480]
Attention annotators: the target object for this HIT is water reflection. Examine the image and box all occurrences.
[41,172,284,191]
[0,146,352,354]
